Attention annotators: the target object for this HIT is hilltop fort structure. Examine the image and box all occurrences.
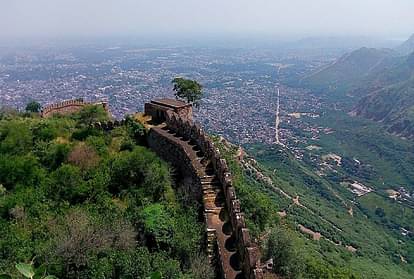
[42,98,266,279]
[40,99,109,118]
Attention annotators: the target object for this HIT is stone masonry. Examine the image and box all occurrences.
[145,100,264,279]
[41,99,109,118]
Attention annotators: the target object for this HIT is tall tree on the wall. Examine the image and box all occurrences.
[172,78,203,107]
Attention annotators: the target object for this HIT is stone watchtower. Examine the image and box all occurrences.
[144,98,192,124]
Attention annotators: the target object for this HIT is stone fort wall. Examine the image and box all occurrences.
[41,99,109,118]
[147,109,264,279]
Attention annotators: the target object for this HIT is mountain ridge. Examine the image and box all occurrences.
[396,34,414,55]
[300,47,396,96]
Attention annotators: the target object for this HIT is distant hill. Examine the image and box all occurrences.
[300,35,414,138]
[396,33,414,55]
[292,36,399,50]
[352,53,414,138]
[300,47,396,96]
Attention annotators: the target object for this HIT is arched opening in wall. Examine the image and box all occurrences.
[222,221,233,236]
[192,144,201,152]
[214,191,225,207]
[195,148,205,158]
[229,252,242,271]
[219,207,229,222]
[225,234,237,252]
[189,139,198,147]
[181,134,190,141]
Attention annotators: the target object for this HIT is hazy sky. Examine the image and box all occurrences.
[1,0,414,40]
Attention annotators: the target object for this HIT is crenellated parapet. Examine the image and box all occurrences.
[41,99,109,118]
[163,109,264,279]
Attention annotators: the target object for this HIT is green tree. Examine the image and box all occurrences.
[25,101,41,113]
[172,78,203,107]
[0,121,33,155]
[0,154,45,190]
[125,115,145,143]
[74,105,109,125]
[48,164,87,202]
[266,227,304,278]
[109,147,173,202]
[375,207,386,218]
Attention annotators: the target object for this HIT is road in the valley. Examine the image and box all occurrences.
[275,87,281,145]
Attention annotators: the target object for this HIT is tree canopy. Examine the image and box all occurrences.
[0,106,210,279]
[25,101,41,113]
[172,78,203,106]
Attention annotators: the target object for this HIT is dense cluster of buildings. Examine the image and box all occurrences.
[0,45,328,146]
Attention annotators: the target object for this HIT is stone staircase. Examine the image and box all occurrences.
[146,106,265,279]
[158,124,244,279]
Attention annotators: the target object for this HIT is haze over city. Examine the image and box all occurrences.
[2,0,414,41]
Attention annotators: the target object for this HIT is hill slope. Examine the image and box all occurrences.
[243,141,414,279]
[396,33,414,55]
[299,36,414,138]
[300,47,396,96]
[352,52,414,138]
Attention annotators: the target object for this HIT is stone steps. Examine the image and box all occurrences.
[164,127,242,279]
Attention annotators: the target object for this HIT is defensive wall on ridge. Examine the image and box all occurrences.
[145,100,265,279]
[41,99,109,118]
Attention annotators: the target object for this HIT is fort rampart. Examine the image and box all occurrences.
[147,109,264,279]
[41,99,109,118]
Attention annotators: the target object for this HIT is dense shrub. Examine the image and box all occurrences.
[266,226,304,278]
[109,147,173,202]
[0,108,205,278]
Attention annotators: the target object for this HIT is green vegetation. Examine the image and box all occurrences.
[2,99,413,279]
[172,78,203,107]
[0,105,209,279]
[25,101,41,113]
[307,110,414,191]
[354,76,414,139]
[242,107,414,278]
[214,139,362,279]
[301,43,414,138]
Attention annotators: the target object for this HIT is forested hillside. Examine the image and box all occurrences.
[0,106,209,279]
[352,52,414,138]
[244,142,414,279]
[299,34,414,138]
